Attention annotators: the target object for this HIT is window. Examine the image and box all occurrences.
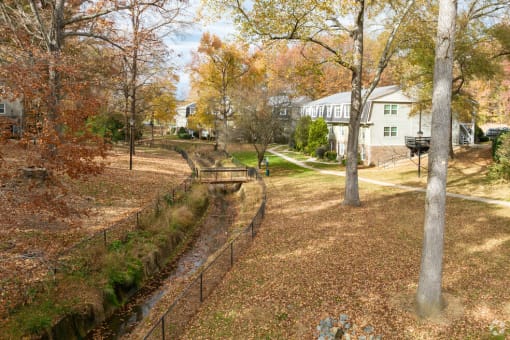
[312,107,317,117]
[0,103,4,115]
[384,104,398,115]
[279,108,287,116]
[318,106,323,116]
[334,105,341,117]
[384,126,398,137]
[326,105,332,118]
[343,104,351,118]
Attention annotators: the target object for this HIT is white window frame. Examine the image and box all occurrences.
[343,104,351,118]
[334,105,341,117]
[279,108,287,116]
[326,105,332,118]
[312,107,317,117]
[0,103,5,115]
[318,105,323,117]
[384,104,398,115]
[384,126,398,137]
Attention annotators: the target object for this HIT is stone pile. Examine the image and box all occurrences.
[317,314,382,340]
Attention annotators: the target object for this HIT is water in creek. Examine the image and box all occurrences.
[86,191,236,339]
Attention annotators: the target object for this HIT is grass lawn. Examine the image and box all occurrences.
[183,148,510,339]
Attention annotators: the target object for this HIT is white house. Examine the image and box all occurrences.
[300,85,474,165]
[174,102,196,129]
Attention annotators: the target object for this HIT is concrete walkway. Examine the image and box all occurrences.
[268,148,510,208]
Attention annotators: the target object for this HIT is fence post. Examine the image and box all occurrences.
[230,242,234,267]
[200,272,203,302]
[136,212,139,229]
[162,317,165,340]
[103,230,107,247]
[251,222,254,238]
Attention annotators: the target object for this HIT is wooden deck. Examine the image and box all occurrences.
[198,167,250,184]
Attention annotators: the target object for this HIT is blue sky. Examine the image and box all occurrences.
[170,3,236,100]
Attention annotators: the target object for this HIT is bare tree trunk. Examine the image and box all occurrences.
[416,0,457,318]
[343,1,364,207]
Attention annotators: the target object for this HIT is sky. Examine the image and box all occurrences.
[169,2,237,101]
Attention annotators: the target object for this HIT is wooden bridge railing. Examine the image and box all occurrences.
[198,167,249,183]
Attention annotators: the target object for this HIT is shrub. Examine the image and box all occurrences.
[293,116,312,151]
[324,151,337,161]
[489,132,510,181]
[308,118,328,152]
[315,145,328,159]
[178,127,191,139]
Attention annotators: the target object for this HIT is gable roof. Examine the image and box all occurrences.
[304,85,402,107]
[301,85,414,124]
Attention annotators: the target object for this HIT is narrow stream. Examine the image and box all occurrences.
[87,190,236,339]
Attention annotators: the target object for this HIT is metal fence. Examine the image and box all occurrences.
[144,173,267,340]
[54,145,195,268]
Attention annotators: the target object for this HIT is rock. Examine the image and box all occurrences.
[364,325,374,334]
[320,317,334,329]
[331,327,344,339]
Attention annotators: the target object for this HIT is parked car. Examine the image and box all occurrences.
[486,127,509,140]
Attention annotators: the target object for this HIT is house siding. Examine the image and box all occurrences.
[369,102,431,146]
[300,86,472,165]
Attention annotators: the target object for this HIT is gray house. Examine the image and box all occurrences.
[0,97,23,137]
[300,85,474,165]
[270,95,311,143]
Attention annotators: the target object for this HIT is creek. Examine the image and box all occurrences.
[86,190,237,339]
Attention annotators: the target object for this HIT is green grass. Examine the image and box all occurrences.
[304,161,344,170]
[231,151,313,177]
[3,184,210,339]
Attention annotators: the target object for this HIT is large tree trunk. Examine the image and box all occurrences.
[343,1,364,207]
[449,114,455,159]
[416,0,457,318]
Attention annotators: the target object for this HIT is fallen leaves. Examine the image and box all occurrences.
[0,142,190,323]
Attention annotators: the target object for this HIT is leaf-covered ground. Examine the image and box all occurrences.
[0,140,191,321]
[182,147,510,339]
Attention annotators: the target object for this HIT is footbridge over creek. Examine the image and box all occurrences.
[197,167,254,184]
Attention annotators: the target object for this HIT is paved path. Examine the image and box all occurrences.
[268,148,510,208]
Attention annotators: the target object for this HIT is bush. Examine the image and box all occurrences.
[489,132,510,181]
[492,131,508,160]
[315,145,328,159]
[178,127,191,139]
[324,151,337,161]
[293,116,312,151]
[308,118,328,152]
